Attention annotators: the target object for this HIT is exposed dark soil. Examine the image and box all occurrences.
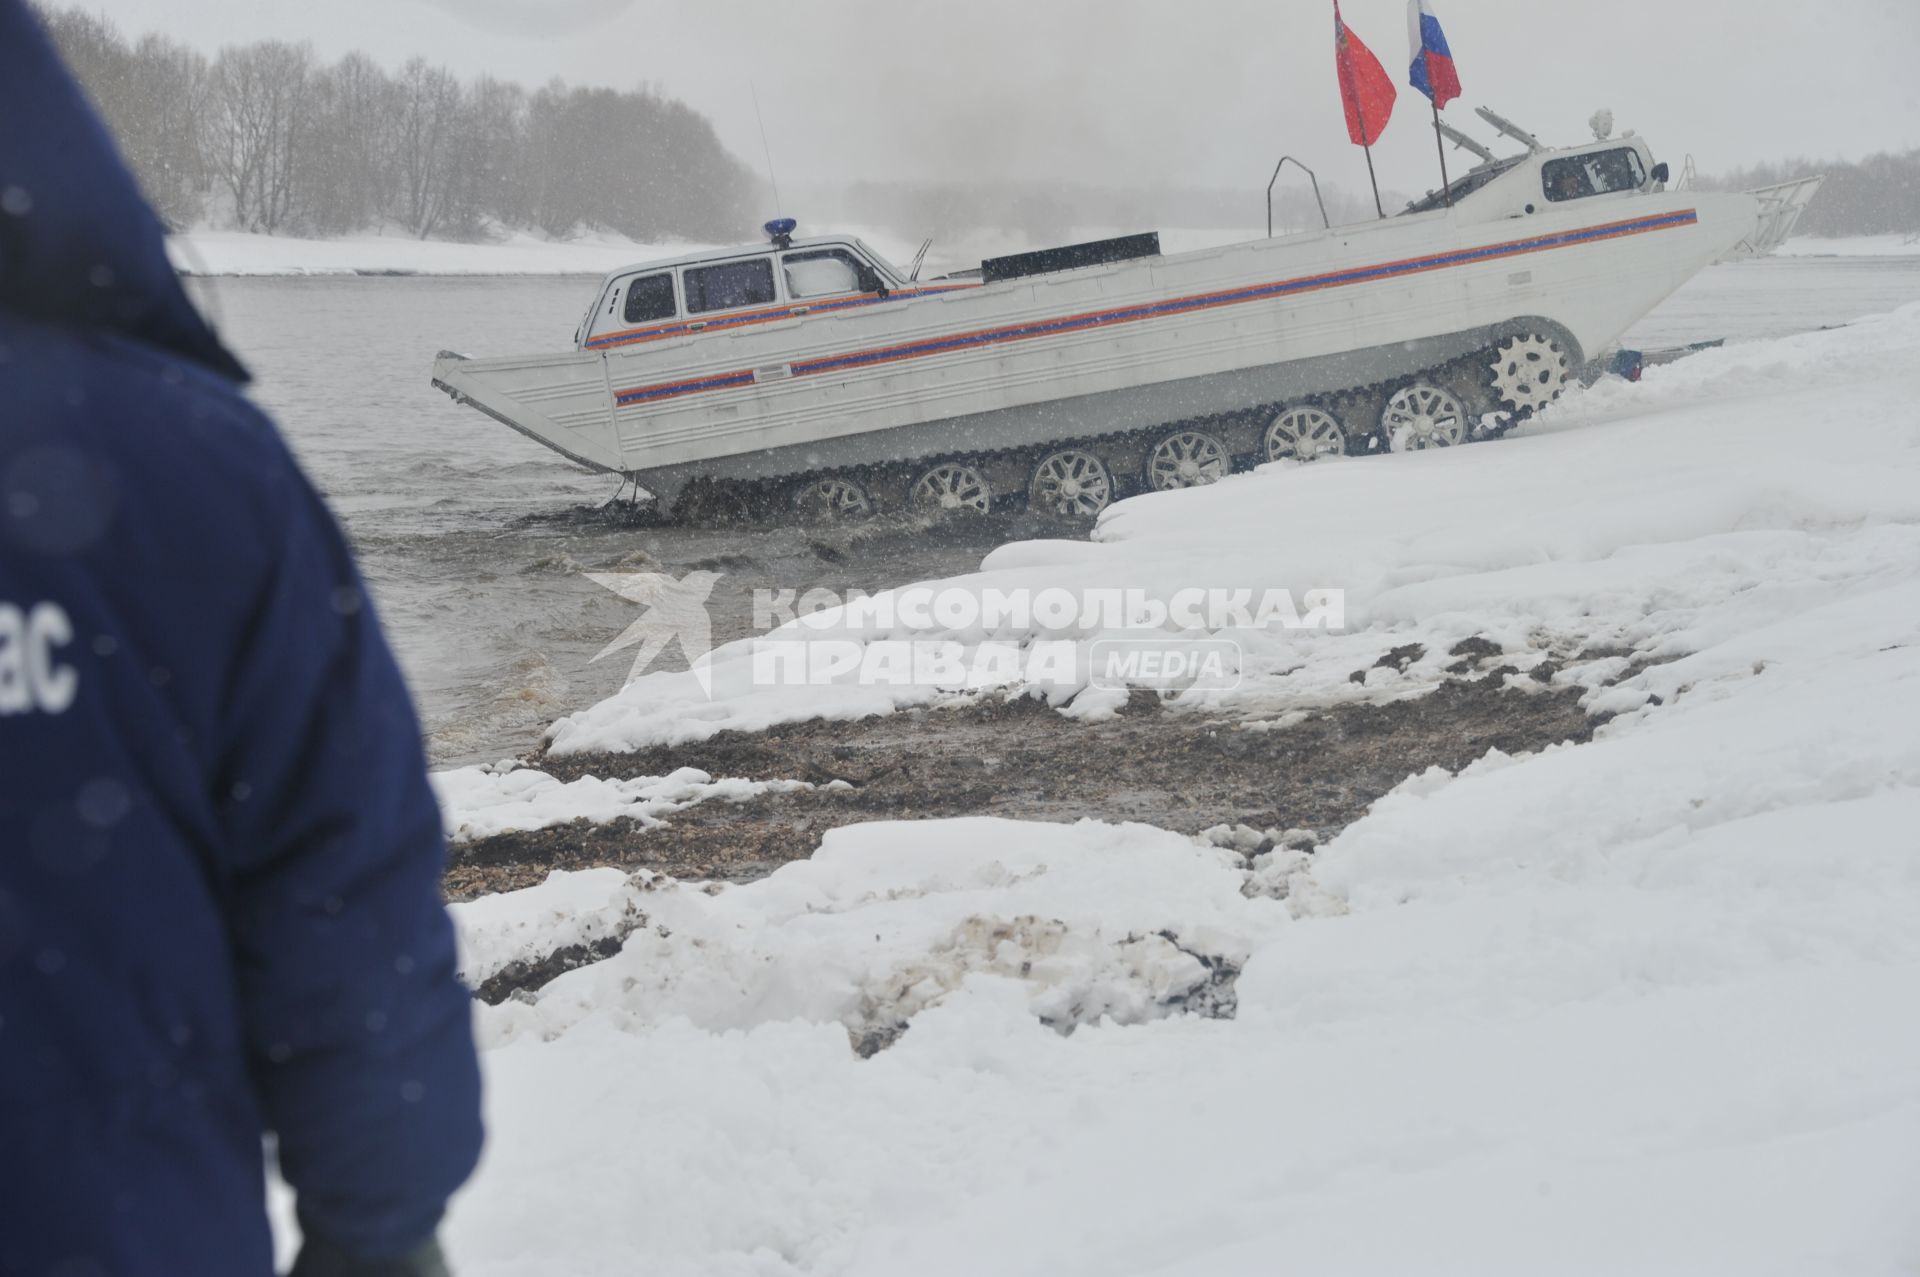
[473,935,629,1005]
[445,671,1606,899]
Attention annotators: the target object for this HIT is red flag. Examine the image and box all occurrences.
[1334,0,1397,147]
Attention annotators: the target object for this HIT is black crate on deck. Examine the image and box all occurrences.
[980,232,1162,285]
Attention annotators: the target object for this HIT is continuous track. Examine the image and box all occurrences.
[656,333,1571,525]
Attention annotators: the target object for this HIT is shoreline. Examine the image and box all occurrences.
[169,229,1920,279]
[165,228,724,280]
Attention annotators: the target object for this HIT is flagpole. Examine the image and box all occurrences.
[1430,99,1452,207]
[1351,95,1387,219]
[1334,0,1390,219]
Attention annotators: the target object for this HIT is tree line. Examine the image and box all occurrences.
[36,5,762,242]
[1700,149,1919,240]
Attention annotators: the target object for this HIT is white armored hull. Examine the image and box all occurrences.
[433,191,1760,506]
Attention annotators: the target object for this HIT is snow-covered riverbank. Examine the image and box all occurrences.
[166,228,720,277]
[168,227,1920,277]
[418,303,1920,1274]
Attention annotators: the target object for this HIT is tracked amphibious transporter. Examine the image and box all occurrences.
[431,115,1796,521]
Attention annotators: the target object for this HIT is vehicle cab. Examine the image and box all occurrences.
[574,221,912,352]
[1406,122,1667,225]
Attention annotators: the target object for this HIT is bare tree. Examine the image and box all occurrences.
[206,41,316,233]
[389,58,464,239]
[305,52,395,234]
[36,8,208,228]
[520,81,589,237]
[35,7,125,108]
[125,35,212,228]
[436,76,525,240]
[519,84,757,243]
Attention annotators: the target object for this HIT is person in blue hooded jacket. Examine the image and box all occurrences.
[0,5,484,1274]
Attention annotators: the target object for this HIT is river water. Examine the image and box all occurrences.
[200,256,1920,766]
[204,274,1040,765]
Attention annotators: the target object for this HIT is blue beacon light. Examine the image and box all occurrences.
[764,217,797,248]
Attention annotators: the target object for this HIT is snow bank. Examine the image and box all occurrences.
[166,228,721,277]
[546,303,1920,754]
[434,305,1920,1274]
[469,819,1278,1052]
[431,762,821,842]
[450,868,638,990]
[453,626,1920,1271]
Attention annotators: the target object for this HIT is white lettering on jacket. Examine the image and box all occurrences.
[0,601,78,716]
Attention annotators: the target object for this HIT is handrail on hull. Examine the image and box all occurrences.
[1267,156,1330,237]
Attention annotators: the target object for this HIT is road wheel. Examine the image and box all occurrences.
[791,475,875,521]
[1264,405,1346,463]
[1380,383,1469,451]
[1145,429,1229,491]
[909,461,993,515]
[1029,449,1113,519]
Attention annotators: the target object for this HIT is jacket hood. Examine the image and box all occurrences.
[0,1,248,382]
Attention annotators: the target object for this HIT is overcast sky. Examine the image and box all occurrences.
[70,0,1920,201]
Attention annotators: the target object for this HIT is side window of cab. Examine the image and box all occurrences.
[1543,147,1648,203]
[683,257,777,314]
[621,272,676,324]
[782,249,870,301]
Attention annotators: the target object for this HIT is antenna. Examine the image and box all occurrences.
[749,82,782,216]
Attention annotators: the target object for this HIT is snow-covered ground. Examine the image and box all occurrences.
[424,303,1920,1273]
[1777,233,1920,258]
[431,763,835,843]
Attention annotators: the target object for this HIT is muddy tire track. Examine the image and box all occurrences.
[445,668,1604,899]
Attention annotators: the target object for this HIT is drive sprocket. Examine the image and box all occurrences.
[1488,333,1572,419]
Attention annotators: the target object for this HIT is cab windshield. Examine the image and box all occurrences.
[1543,147,1648,202]
[1401,158,1523,215]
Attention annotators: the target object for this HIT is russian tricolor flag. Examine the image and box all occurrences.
[1407,0,1462,108]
